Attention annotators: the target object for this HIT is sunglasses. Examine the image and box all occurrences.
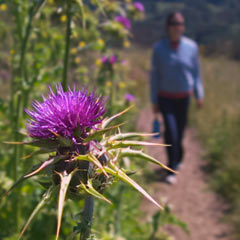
[169,21,185,26]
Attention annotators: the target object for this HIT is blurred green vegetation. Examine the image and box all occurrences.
[190,57,240,238]
[0,1,187,239]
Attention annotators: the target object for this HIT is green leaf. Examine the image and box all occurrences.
[24,157,56,178]
[3,157,60,198]
[22,149,55,160]
[109,132,160,141]
[58,136,73,147]
[108,140,169,149]
[152,207,189,235]
[103,165,162,209]
[80,179,112,204]
[84,123,125,143]
[94,0,106,16]
[102,105,134,128]
[111,148,176,174]
[56,171,75,240]
[2,176,26,199]
[75,153,108,177]
[164,206,189,234]
[75,0,86,29]
[19,186,56,239]
[67,231,79,240]
[4,139,58,150]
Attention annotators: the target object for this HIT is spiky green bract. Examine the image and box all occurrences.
[6,104,172,239]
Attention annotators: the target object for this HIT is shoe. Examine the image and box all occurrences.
[176,162,183,171]
[165,174,177,184]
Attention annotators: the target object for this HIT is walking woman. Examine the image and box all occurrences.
[150,12,204,184]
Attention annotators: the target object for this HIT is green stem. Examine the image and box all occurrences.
[62,1,72,91]
[80,195,94,240]
[10,1,45,232]
[12,2,34,182]
[114,184,124,236]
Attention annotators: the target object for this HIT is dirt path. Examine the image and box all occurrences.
[137,108,231,240]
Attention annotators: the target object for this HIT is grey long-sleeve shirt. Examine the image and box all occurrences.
[150,36,204,104]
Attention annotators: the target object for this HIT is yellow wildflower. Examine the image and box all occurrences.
[49,0,54,4]
[106,81,112,87]
[123,40,131,48]
[95,58,102,66]
[97,39,105,46]
[125,0,132,3]
[71,48,78,54]
[60,15,67,22]
[0,4,7,11]
[119,82,126,89]
[10,49,14,55]
[74,57,81,64]
[78,41,86,48]
[72,31,78,38]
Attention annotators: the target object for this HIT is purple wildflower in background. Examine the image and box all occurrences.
[101,56,108,64]
[121,59,127,65]
[25,84,106,140]
[109,55,117,64]
[101,55,117,65]
[125,93,136,103]
[115,16,131,30]
[133,2,145,12]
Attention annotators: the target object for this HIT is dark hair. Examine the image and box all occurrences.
[165,11,183,29]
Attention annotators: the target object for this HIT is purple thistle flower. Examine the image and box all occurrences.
[25,84,106,140]
[115,16,131,30]
[133,2,145,12]
[125,93,136,103]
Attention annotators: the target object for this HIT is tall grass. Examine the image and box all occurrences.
[190,57,240,237]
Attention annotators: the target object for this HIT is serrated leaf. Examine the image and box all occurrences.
[102,105,134,128]
[103,165,162,209]
[19,186,56,239]
[24,158,55,178]
[75,153,108,177]
[3,141,25,145]
[88,154,108,177]
[3,158,59,198]
[56,171,75,240]
[4,139,58,149]
[80,179,111,204]
[111,148,175,174]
